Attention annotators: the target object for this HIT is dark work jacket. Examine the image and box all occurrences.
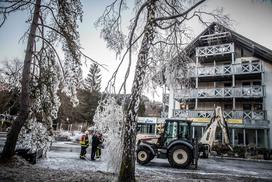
[92,135,101,147]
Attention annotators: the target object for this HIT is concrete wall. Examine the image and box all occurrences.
[263,60,272,149]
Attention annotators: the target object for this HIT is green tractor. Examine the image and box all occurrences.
[136,119,198,169]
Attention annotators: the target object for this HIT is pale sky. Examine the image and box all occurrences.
[0,0,271,101]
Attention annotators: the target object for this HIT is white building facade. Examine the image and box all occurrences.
[165,23,272,150]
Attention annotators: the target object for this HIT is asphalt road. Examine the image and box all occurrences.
[1,134,272,181]
[49,141,272,181]
[137,157,272,181]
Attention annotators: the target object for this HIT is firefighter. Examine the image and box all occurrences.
[80,131,89,159]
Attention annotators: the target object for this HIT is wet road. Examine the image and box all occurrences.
[49,141,272,181]
[1,135,272,181]
[137,157,272,181]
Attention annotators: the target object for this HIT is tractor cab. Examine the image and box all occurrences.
[158,119,192,147]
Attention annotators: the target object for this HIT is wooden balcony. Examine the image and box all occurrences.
[199,32,231,43]
[196,43,234,57]
[175,86,264,99]
[173,109,267,124]
[188,61,262,78]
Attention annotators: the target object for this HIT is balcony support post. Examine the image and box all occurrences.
[243,128,246,146]
[195,54,199,110]
[261,61,264,86]
[255,129,258,147]
[232,128,235,145]
[195,56,199,88]
[231,52,235,64]
[264,129,268,148]
[168,85,175,118]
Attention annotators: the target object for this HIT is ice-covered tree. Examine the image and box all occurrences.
[0,58,23,91]
[85,63,102,93]
[93,96,124,173]
[0,59,22,116]
[97,0,231,181]
[0,0,95,160]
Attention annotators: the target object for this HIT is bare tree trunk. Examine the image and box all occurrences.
[1,0,41,159]
[118,0,156,181]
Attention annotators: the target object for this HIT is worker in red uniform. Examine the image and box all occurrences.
[80,131,89,159]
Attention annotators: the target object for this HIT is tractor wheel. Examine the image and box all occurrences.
[168,145,193,168]
[150,154,155,160]
[136,147,151,165]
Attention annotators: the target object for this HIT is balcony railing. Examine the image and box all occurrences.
[188,61,262,78]
[175,86,263,99]
[173,109,266,122]
[196,43,234,57]
[163,94,169,104]
[161,112,168,118]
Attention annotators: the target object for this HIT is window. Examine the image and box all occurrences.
[188,103,195,110]
[194,126,203,140]
[165,122,178,139]
[234,129,244,145]
[242,82,251,86]
[224,82,232,87]
[241,48,244,57]
[137,124,155,134]
[180,103,186,110]
[243,104,251,110]
[257,129,265,148]
[224,104,232,110]
[178,122,190,139]
[164,121,190,145]
[245,129,256,146]
[164,122,178,145]
[253,104,262,111]
[253,81,261,86]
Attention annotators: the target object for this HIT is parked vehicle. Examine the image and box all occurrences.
[136,119,198,169]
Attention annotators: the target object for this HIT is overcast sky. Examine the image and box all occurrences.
[0,0,271,101]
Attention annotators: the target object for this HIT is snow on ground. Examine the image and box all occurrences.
[1,141,272,181]
[51,141,80,148]
[0,156,114,182]
[38,151,109,172]
[36,148,272,182]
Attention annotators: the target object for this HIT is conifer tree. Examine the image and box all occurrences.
[85,63,102,93]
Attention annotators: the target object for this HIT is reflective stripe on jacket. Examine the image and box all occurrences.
[80,134,89,147]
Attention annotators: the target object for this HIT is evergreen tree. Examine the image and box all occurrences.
[85,63,102,92]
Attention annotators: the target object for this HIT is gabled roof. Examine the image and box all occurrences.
[185,22,272,62]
